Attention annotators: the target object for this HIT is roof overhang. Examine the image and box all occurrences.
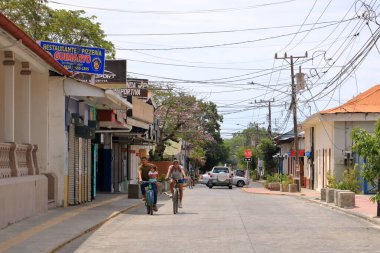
[127,117,150,129]
[98,121,132,130]
[63,78,133,110]
[0,13,70,76]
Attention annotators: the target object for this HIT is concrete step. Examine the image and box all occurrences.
[48,199,56,209]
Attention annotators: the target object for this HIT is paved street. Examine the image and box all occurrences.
[58,183,380,253]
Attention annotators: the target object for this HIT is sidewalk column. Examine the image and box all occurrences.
[20,62,32,144]
[3,51,15,142]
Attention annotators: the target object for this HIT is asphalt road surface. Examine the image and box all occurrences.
[58,183,380,253]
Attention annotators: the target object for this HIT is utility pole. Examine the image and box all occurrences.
[255,98,275,138]
[275,52,307,192]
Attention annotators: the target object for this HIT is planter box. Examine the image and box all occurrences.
[268,182,280,191]
[128,184,141,199]
[288,184,297,192]
[280,183,288,192]
[334,190,350,206]
[321,188,327,201]
[338,191,355,209]
[326,188,335,203]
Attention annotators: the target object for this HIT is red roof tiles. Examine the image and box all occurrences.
[321,85,380,114]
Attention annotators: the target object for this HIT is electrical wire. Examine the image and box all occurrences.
[49,0,298,15]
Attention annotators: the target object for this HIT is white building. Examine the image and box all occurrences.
[302,85,380,191]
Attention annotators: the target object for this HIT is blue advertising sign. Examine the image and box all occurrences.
[39,41,105,75]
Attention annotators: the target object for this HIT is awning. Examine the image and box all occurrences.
[127,117,150,129]
[63,78,133,110]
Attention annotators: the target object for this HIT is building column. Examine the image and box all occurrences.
[20,62,32,144]
[3,51,15,142]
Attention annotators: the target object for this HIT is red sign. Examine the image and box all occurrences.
[130,150,135,154]
[290,150,305,157]
[136,153,141,157]
[244,149,252,158]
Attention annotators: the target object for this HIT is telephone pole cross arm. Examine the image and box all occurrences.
[254,98,275,138]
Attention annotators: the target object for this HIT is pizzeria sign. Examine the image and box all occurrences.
[39,41,105,75]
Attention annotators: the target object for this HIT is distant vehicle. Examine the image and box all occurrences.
[198,172,210,184]
[232,174,249,187]
[207,166,233,189]
[234,170,246,177]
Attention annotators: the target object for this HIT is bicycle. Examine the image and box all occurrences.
[187,176,194,189]
[171,179,180,214]
[141,181,155,215]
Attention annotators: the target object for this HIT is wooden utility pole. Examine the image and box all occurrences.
[255,99,275,138]
[275,52,307,191]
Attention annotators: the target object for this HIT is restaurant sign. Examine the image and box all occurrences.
[39,41,105,75]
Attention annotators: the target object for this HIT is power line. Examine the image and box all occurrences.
[107,19,348,36]
[49,0,298,15]
[116,21,355,50]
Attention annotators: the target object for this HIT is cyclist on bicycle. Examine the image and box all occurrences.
[165,159,186,208]
[188,166,195,186]
[138,157,158,212]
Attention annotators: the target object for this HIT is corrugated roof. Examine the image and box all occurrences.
[321,84,380,114]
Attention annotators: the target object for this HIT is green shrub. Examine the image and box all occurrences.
[336,168,360,193]
[326,170,337,188]
[159,174,166,182]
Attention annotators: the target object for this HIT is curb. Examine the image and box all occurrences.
[291,194,380,227]
[242,187,380,226]
[48,202,143,253]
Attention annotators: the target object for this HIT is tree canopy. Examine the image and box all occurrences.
[151,88,226,166]
[0,0,115,58]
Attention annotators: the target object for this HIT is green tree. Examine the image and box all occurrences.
[257,138,279,175]
[352,119,380,216]
[0,0,115,58]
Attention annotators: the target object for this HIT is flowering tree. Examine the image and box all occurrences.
[151,90,218,161]
[352,119,380,217]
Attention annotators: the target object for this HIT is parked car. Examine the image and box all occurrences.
[207,166,233,189]
[198,172,210,184]
[232,175,249,187]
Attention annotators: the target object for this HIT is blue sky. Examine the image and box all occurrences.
[49,0,380,138]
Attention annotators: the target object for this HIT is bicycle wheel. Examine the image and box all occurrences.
[175,189,179,214]
[147,191,154,215]
[173,189,178,214]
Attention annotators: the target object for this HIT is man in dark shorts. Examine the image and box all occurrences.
[138,157,158,211]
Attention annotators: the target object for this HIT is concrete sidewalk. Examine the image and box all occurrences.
[244,181,380,225]
[0,193,143,253]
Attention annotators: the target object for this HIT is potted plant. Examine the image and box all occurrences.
[280,176,289,192]
[287,176,297,192]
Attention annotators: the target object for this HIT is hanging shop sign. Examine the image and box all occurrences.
[118,78,149,98]
[39,41,105,75]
